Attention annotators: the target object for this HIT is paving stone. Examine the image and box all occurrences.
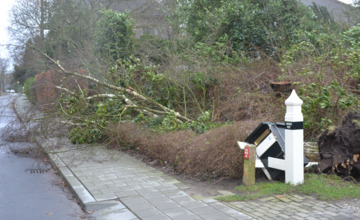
[149,196,172,204]
[141,214,171,220]
[251,212,264,217]
[94,193,117,201]
[181,201,207,209]
[259,197,276,202]
[296,212,309,218]
[174,183,190,190]
[125,201,155,212]
[240,207,255,213]
[136,208,163,218]
[163,190,189,199]
[313,210,325,215]
[140,191,166,200]
[198,212,234,220]
[96,208,138,220]
[275,195,292,203]
[202,198,218,204]
[312,206,327,211]
[162,207,192,218]
[267,209,281,215]
[209,202,229,210]
[156,184,178,191]
[171,213,202,220]
[153,201,182,211]
[191,206,220,215]
[276,213,291,219]
[323,210,338,216]
[292,195,305,200]
[220,208,253,219]
[173,196,196,204]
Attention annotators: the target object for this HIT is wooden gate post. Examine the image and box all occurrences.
[243,144,256,186]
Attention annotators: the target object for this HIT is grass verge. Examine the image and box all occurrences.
[218,173,360,202]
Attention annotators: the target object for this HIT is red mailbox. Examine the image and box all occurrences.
[244,146,250,160]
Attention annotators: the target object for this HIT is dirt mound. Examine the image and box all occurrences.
[318,111,360,180]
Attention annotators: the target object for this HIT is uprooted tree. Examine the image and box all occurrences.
[318,111,360,181]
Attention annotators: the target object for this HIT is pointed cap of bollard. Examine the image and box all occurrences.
[285,89,303,106]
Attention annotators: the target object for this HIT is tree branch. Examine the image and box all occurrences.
[32,46,193,123]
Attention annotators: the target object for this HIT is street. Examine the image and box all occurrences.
[0,94,90,220]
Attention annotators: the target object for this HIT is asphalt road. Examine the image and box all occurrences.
[0,94,90,220]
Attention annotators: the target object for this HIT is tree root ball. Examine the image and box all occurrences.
[318,112,360,180]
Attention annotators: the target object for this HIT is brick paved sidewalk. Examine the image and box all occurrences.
[38,137,253,220]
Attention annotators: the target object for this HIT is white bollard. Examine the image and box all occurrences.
[284,90,304,185]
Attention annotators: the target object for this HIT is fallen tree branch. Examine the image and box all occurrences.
[33,47,192,123]
[55,85,75,95]
[86,93,159,118]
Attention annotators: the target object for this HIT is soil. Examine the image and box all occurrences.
[318,111,360,180]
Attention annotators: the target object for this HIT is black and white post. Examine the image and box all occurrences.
[284,89,304,185]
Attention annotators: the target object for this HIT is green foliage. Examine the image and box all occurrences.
[108,57,178,108]
[67,125,105,144]
[176,0,322,57]
[58,91,126,144]
[134,34,172,65]
[281,28,360,138]
[181,111,223,134]
[144,111,222,134]
[144,111,223,134]
[95,10,134,62]
[343,23,360,47]
[297,81,358,135]
[12,65,37,86]
[23,77,36,104]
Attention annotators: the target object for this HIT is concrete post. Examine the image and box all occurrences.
[242,144,256,186]
[284,90,304,185]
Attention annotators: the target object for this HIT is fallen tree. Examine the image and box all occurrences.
[33,46,193,123]
[318,112,360,181]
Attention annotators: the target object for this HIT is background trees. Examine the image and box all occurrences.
[0,58,8,92]
[8,0,360,142]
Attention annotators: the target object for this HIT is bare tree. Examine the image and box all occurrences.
[8,0,51,73]
[0,58,9,92]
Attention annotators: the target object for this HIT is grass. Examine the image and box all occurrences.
[218,173,360,202]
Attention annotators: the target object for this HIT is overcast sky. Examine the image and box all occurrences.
[0,0,355,69]
[0,0,14,71]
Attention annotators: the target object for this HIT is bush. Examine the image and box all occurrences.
[107,120,261,179]
[95,10,134,62]
[23,77,36,104]
[280,29,360,138]
[177,0,323,57]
